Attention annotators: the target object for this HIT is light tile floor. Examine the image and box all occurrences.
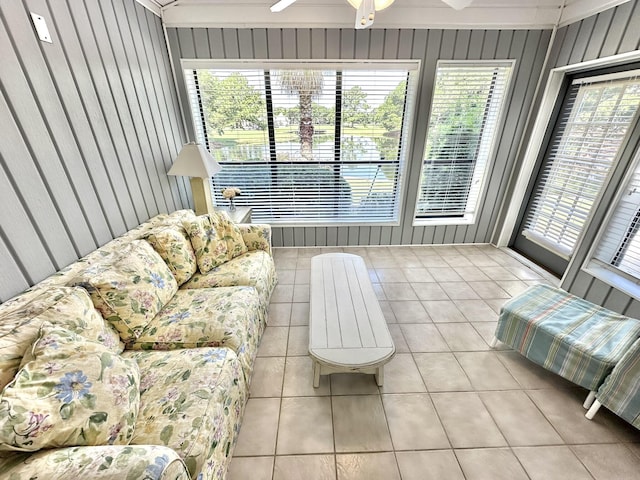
[228,245,640,480]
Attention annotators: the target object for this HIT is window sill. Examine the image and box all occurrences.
[583,261,640,301]
[413,216,475,227]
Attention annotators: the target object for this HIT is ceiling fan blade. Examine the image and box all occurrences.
[441,0,474,10]
[355,0,375,29]
[270,0,298,13]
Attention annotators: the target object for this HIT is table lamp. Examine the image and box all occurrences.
[168,142,221,216]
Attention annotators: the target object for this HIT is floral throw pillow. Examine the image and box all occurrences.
[0,324,140,451]
[145,225,197,286]
[183,213,249,274]
[72,240,178,341]
[0,286,123,393]
[212,210,248,261]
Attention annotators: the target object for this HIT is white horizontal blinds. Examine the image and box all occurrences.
[523,73,640,258]
[185,63,417,224]
[338,70,409,220]
[185,69,269,162]
[594,158,640,279]
[415,63,512,221]
[271,69,337,163]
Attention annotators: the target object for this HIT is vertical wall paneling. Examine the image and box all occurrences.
[400,28,429,245]
[85,0,154,223]
[282,29,297,58]
[383,29,399,59]
[603,289,633,314]
[554,22,580,67]
[0,0,185,302]
[238,29,254,58]
[120,0,178,213]
[208,28,225,58]
[168,26,551,248]
[599,1,634,57]
[1,2,100,257]
[567,16,596,65]
[618,0,640,53]
[583,10,614,61]
[222,29,240,58]
[193,28,209,58]
[254,29,269,59]
[149,11,189,207]
[0,233,30,299]
[80,1,150,226]
[326,29,341,59]
[476,30,550,245]
[111,0,170,213]
[624,299,640,318]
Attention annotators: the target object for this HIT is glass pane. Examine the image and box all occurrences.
[186,64,417,224]
[194,69,269,163]
[271,69,337,162]
[524,76,640,256]
[416,64,512,220]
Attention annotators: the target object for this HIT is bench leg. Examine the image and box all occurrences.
[583,390,597,409]
[489,336,498,348]
[313,362,320,388]
[585,399,602,420]
[375,367,384,387]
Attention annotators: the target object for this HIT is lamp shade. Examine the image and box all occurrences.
[167,142,222,178]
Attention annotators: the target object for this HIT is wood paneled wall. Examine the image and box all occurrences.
[0,0,187,302]
[167,26,551,248]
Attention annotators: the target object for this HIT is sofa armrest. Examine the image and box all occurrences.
[0,445,190,480]
[239,224,273,255]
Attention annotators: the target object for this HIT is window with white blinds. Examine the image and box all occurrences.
[593,154,640,281]
[184,61,419,225]
[522,72,640,259]
[415,61,513,223]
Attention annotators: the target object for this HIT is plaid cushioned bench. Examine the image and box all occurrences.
[491,284,640,409]
[586,338,640,426]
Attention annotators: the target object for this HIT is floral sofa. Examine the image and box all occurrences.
[0,209,277,480]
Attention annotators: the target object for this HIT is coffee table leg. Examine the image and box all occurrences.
[375,367,384,386]
[313,361,320,388]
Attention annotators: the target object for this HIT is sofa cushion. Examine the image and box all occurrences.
[123,347,246,480]
[0,325,140,452]
[0,445,191,480]
[183,213,248,273]
[181,250,277,309]
[145,225,197,286]
[128,288,263,380]
[73,240,178,342]
[0,286,123,392]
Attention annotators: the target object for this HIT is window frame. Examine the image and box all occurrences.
[584,146,640,300]
[181,59,421,227]
[413,59,515,227]
[520,69,640,260]
[496,50,640,248]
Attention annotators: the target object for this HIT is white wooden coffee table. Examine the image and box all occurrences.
[309,253,395,387]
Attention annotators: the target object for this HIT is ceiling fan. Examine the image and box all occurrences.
[270,0,474,29]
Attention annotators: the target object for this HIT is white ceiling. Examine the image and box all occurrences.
[136,0,630,29]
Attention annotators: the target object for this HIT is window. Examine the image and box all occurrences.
[522,71,640,259]
[591,151,640,283]
[415,61,513,224]
[184,61,419,225]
